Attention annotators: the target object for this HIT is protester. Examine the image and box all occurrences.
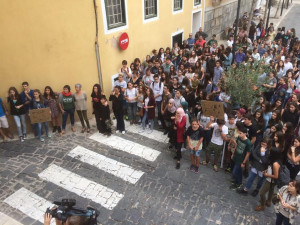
[109,86,125,134]
[74,84,90,133]
[30,89,50,141]
[59,85,76,134]
[44,86,62,136]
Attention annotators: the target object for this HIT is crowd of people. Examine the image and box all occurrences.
[1,15,300,225]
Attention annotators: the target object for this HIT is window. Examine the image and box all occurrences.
[105,0,126,30]
[144,0,157,19]
[194,0,201,6]
[173,0,183,11]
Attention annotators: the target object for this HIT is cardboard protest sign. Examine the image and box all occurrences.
[201,100,224,120]
[29,108,51,124]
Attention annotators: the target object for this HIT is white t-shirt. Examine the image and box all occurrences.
[150,82,164,101]
[125,88,137,103]
[210,123,228,146]
[144,97,149,111]
[284,62,293,74]
[227,40,233,47]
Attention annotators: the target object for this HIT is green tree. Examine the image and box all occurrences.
[222,61,270,108]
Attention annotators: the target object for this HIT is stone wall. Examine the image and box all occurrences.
[204,0,252,39]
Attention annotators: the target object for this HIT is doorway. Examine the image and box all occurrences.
[192,10,202,38]
[171,31,183,48]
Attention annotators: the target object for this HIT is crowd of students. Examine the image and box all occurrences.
[1,18,300,223]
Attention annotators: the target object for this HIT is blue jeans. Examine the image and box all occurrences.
[13,114,27,137]
[232,164,243,185]
[276,213,291,225]
[127,102,137,122]
[62,108,75,130]
[142,111,154,130]
[37,122,49,139]
[245,171,265,190]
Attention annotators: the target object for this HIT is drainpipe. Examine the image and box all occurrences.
[93,0,103,89]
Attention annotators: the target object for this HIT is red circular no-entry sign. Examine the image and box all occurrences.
[119,32,129,50]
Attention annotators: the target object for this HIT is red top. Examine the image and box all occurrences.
[195,39,206,48]
[175,116,186,143]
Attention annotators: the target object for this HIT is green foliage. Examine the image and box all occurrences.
[222,61,269,107]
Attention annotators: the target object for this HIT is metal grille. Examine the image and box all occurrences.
[105,0,125,29]
[174,0,182,11]
[194,0,201,6]
[145,0,157,19]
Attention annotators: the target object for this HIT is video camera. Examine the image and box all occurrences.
[46,199,99,225]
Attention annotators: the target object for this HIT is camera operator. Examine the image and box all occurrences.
[43,199,98,225]
[44,212,89,225]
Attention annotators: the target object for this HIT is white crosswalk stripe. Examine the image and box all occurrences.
[3,188,55,225]
[0,212,24,225]
[68,145,144,184]
[123,121,169,143]
[89,133,161,161]
[38,164,124,210]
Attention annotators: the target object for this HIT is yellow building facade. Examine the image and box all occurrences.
[0,0,205,118]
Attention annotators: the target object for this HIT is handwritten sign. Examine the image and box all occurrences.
[201,100,224,120]
[29,108,51,124]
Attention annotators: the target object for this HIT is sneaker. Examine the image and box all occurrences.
[230,184,242,191]
[225,168,232,173]
[121,131,125,134]
[158,120,162,126]
[163,130,168,135]
[71,127,76,132]
[139,129,145,133]
[194,167,199,174]
[251,189,259,197]
[201,161,208,165]
[147,129,153,134]
[116,130,120,134]
[176,163,180,169]
[146,124,149,129]
[40,137,45,142]
[189,165,195,172]
[181,147,186,152]
[237,188,248,195]
[254,205,265,211]
[20,136,24,142]
[23,134,27,140]
[213,165,218,172]
[125,115,129,120]
[47,134,51,138]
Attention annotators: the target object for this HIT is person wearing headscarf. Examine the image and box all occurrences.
[180,101,191,128]
[174,107,187,169]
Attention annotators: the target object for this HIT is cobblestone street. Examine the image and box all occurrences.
[0,121,283,225]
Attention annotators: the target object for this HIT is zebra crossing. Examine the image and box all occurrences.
[3,125,166,224]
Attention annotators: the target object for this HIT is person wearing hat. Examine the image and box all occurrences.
[236,108,246,123]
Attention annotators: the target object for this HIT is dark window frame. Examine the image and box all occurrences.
[105,0,127,30]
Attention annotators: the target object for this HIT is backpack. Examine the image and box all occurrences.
[151,81,162,89]
[261,28,266,37]
[276,164,290,189]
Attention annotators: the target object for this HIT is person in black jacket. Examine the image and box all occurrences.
[99,96,111,136]
[237,138,271,196]
[282,102,299,129]
[206,53,216,80]
[91,84,105,133]
[109,86,125,134]
[7,87,26,142]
